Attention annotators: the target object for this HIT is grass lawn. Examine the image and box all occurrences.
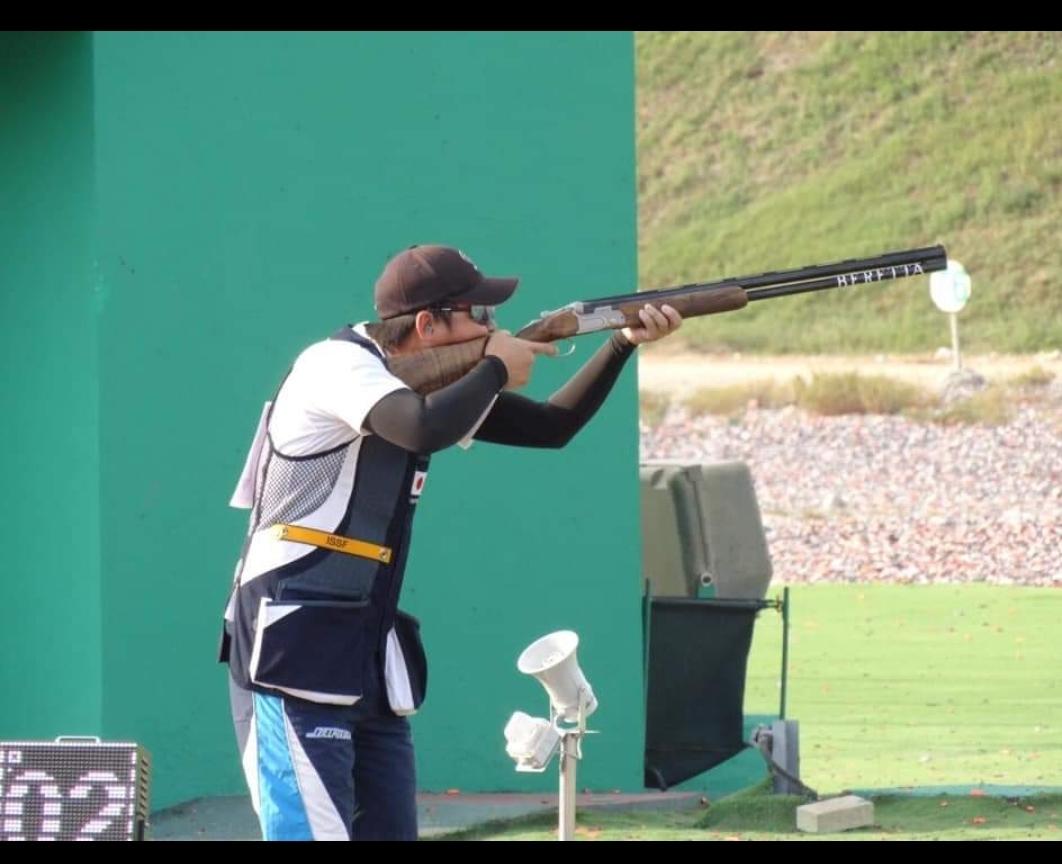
[441,584,1062,840]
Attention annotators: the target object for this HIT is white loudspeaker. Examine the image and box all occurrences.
[516,630,598,722]
[503,711,561,772]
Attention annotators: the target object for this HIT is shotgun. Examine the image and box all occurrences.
[386,245,948,394]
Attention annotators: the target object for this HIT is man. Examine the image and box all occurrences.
[219,244,681,840]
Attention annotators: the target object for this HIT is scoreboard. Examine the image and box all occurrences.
[0,738,150,841]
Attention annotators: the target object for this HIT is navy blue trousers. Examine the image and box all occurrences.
[229,659,418,841]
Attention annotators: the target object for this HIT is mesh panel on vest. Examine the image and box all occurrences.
[254,446,349,528]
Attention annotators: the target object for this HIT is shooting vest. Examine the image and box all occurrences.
[219,327,428,713]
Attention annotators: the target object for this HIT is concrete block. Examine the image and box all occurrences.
[796,795,874,833]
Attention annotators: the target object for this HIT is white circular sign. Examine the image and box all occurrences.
[930,260,971,313]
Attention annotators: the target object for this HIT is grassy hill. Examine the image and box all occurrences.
[636,31,1062,353]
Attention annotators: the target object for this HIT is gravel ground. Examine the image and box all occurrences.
[640,396,1062,587]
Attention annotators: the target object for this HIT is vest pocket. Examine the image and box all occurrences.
[249,596,370,705]
[384,609,428,716]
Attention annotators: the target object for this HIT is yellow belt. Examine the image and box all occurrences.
[271,524,393,564]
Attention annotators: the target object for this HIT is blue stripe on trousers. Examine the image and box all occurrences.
[254,692,313,840]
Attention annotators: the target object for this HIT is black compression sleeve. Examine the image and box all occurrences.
[364,356,508,453]
[473,332,635,448]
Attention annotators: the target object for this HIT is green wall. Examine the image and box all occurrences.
[87,31,641,807]
[0,33,101,737]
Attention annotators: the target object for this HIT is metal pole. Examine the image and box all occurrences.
[558,735,577,841]
[780,587,790,720]
[950,312,962,371]
[557,694,590,841]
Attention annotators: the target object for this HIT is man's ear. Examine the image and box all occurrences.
[414,310,436,341]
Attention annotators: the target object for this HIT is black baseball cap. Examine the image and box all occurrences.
[373,245,519,319]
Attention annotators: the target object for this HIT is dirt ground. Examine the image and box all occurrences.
[636,348,1062,397]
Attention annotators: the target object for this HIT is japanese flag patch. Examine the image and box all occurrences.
[409,470,427,503]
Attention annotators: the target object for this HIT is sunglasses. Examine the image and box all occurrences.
[432,304,496,327]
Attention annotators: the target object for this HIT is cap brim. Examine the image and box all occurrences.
[452,276,518,307]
